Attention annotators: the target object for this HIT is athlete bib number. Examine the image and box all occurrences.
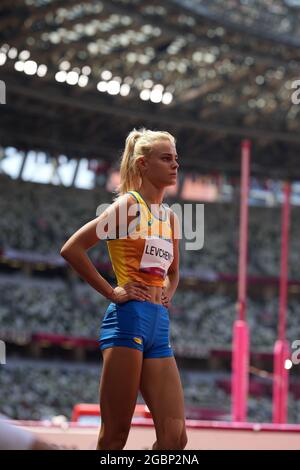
[139,236,174,278]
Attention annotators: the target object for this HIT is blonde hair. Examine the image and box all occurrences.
[113,127,176,199]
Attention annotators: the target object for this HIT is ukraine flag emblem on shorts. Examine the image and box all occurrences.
[133,337,143,345]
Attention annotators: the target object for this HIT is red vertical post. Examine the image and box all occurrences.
[273,182,291,424]
[231,140,251,422]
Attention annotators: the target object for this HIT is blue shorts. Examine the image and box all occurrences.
[99,300,174,359]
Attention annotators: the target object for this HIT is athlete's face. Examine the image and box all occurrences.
[140,139,179,188]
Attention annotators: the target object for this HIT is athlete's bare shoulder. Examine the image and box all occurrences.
[109,191,139,214]
[99,192,140,239]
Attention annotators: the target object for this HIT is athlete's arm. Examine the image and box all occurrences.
[0,416,72,450]
[162,210,180,306]
[60,194,151,302]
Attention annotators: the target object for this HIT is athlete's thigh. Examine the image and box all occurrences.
[139,357,186,436]
[100,346,143,425]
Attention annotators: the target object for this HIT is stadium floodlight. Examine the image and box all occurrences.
[153,84,164,92]
[97,81,107,92]
[150,88,162,103]
[78,75,89,87]
[107,80,120,95]
[19,50,30,61]
[37,64,47,77]
[82,66,91,76]
[143,79,153,89]
[8,47,18,59]
[14,61,24,72]
[55,71,67,83]
[162,92,173,105]
[284,359,293,370]
[24,60,38,75]
[101,70,112,80]
[59,61,71,71]
[66,71,79,85]
[120,84,130,96]
[140,89,150,101]
[0,52,7,66]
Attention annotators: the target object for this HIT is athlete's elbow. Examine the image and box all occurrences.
[60,244,74,260]
[60,242,85,261]
[60,247,69,260]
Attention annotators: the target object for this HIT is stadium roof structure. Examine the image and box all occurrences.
[1,0,300,179]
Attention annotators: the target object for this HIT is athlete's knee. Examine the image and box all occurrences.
[160,433,187,450]
[158,418,187,450]
[97,432,128,450]
[97,425,130,450]
[180,429,188,449]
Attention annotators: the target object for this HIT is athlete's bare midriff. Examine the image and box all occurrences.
[146,285,163,304]
[117,283,163,304]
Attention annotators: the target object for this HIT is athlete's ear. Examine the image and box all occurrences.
[136,155,148,173]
